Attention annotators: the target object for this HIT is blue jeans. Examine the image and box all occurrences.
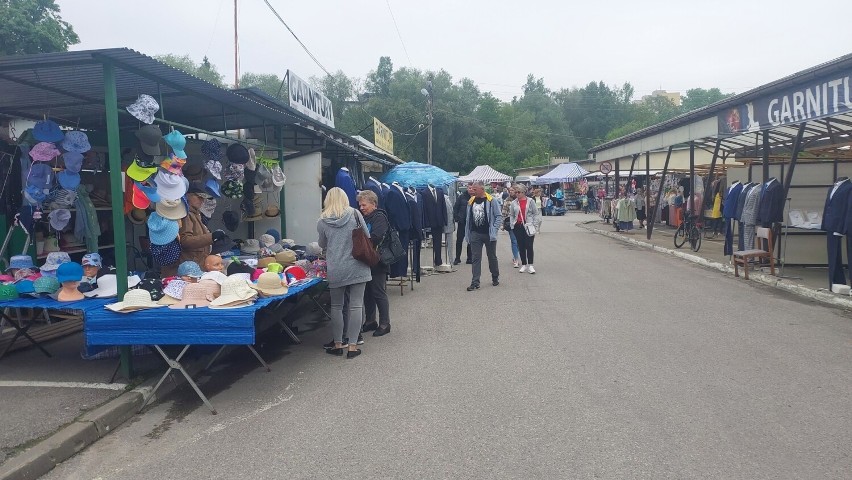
[508,229,520,260]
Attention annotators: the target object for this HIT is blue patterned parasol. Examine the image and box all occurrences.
[381,162,456,188]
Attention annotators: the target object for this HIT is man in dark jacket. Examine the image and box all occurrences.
[453,184,473,264]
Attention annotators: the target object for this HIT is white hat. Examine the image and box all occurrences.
[154,171,189,201]
[241,239,261,254]
[259,234,275,248]
[209,276,257,308]
[84,274,142,298]
[48,209,72,231]
[199,270,227,285]
[105,289,165,312]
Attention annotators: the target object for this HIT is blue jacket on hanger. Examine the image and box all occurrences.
[365,177,384,208]
[384,184,411,232]
[335,167,358,208]
[723,182,743,219]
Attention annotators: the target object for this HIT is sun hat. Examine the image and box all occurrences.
[82,253,103,268]
[283,265,307,285]
[168,282,212,309]
[265,262,284,274]
[128,207,148,225]
[61,131,91,153]
[0,283,19,301]
[241,239,261,254]
[135,125,163,156]
[257,256,276,269]
[33,120,64,142]
[182,159,204,181]
[126,159,158,182]
[84,274,142,298]
[134,277,164,301]
[154,171,188,201]
[131,183,151,209]
[16,280,36,295]
[24,185,47,205]
[126,94,159,124]
[205,160,223,180]
[210,276,257,307]
[200,270,227,285]
[224,163,244,182]
[150,239,181,266]
[40,252,71,275]
[48,208,72,231]
[198,279,222,300]
[106,289,164,313]
[201,138,222,160]
[62,152,84,173]
[226,143,250,164]
[32,276,61,295]
[8,255,35,271]
[265,229,281,244]
[29,142,61,162]
[56,262,84,284]
[222,210,240,232]
[160,154,186,175]
[57,170,80,190]
[275,249,297,266]
[259,234,275,248]
[263,204,280,218]
[251,271,289,297]
[155,198,187,220]
[163,130,187,159]
[27,163,52,189]
[210,234,235,255]
[147,211,180,245]
[221,180,243,199]
[200,197,217,218]
[271,164,286,187]
[162,278,188,300]
[177,261,203,279]
[204,178,221,198]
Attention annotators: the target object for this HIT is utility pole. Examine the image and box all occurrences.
[234,0,239,88]
[421,79,433,164]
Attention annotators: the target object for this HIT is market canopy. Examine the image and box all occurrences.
[381,162,456,188]
[457,165,512,184]
[533,163,590,184]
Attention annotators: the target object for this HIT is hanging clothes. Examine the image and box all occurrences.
[616,197,636,231]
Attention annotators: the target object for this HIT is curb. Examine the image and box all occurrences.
[578,222,852,311]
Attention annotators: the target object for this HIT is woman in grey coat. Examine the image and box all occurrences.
[317,187,373,359]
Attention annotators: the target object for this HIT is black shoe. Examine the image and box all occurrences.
[453,258,461,265]
[465,259,472,264]
[357,334,365,345]
[347,349,362,359]
[362,322,379,332]
[373,325,390,337]
[323,340,336,349]
[326,347,344,356]
[466,284,480,291]
[492,280,499,286]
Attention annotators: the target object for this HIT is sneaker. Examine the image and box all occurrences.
[512,259,519,268]
[519,265,528,273]
[492,279,499,286]
[373,325,390,337]
[323,340,336,349]
[361,322,378,332]
[466,284,480,291]
[453,258,461,265]
[465,259,472,264]
[528,265,536,274]
[357,334,365,345]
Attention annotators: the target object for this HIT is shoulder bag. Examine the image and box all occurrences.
[519,202,536,236]
[352,214,380,267]
[378,226,407,266]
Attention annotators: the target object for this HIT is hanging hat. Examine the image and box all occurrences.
[242,195,263,222]
[128,207,148,225]
[263,204,280,218]
[33,276,61,295]
[29,142,61,162]
[62,152,84,173]
[221,180,243,199]
[48,208,72,231]
[154,171,188,201]
[127,159,158,182]
[134,277,164,301]
[201,138,222,160]
[57,170,80,190]
[210,276,257,307]
[33,120,64,142]
[126,94,160,124]
[147,211,180,245]
[82,253,103,268]
[222,210,240,232]
[135,125,163,156]
[27,163,52,188]
[47,188,77,210]
[224,163,244,181]
[275,249,297,266]
[204,178,221,198]
[205,159,223,180]
[177,261,203,279]
[56,262,84,284]
[241,239,261,254]
[160,154,186,175]
[135,181,160,203]
[24,186,47,206]
[7,255,35,271]
[61,131,91,153]
[155,198,187,220]
[133,146,157,168]
[163,130,187,159]
[210,234,235,255]
[226,143,250,164]
[183,159,205,181]
[150,239,181,266]
[244,168,256,185]
[259,234,275,248]
[245,148,257,171]
[40,251,72,275]
[271,164,286,187]
[84,274,142,298]
[169,282,213,309]
[131,183,151,209]
[251,272,288,297]
[106,289,164,313]
[187,181,209,196]
[200,197,217,219]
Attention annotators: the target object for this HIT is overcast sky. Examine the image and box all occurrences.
[57,0,852,101]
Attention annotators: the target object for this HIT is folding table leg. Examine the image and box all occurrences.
[246,346,271,372]
[0,313,52,359]
[141,345,217,415]
[310,295,331,320]
[202,346,228,372]
[277,319,301,344]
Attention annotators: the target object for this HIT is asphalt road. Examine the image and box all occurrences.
[44,213,852,479]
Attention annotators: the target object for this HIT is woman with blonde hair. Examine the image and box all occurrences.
[317,187,372,358]
[509,183,542,274]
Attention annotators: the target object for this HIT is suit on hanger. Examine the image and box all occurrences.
[418,186,448,265]
[407,191,423,282]
[821,180,852,287]
[385,185,411,278]
[335,168,358,208]
[757,179,783,227]
[741,185,762,250]
[366,178,384,208]
[723,182,744,256]
[735,183,756,251]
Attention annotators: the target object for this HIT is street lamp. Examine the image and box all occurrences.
[421,80,433,165]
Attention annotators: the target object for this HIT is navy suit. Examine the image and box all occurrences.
[418,187,448,265]
[407,191,424,281]
[823,180,852,287]
[723,182,744,255]
[365,178,384,208]
[335,168,358,208]
[757,179,784,227]
[385,185,411,278]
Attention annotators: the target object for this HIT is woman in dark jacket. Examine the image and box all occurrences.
[357,190,392,336]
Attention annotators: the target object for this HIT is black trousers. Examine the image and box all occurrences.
[724,218,734,256]
[411,239,421,282]
[829,233,848,287]
[455,221,471,261]
[737,220,745,251]
[429,228,442,265]
[513,225,535,265]
[364,268,390,327]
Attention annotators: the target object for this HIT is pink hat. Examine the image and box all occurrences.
[29,142,61,162]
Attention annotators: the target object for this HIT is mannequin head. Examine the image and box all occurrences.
[203,255,224,273]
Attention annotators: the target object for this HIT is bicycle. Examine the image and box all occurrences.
[673,214,702,252]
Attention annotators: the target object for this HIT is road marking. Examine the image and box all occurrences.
[0,380,128,391]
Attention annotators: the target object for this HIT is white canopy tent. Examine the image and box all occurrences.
[457,165,512,184]
[533,163,590,184]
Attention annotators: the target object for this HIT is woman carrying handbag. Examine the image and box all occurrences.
[509,184,541,274]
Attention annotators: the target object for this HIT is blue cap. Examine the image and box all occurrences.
[163,130,187,159]
[15,280,36,295]
[56,262,84,283]
[265,229,281,243]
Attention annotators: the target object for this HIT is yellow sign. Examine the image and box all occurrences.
[373,117,394,154]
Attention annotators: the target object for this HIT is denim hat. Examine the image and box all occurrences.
[204,178,221,198]
[29,142,61,162]
[62,152,83,173]
[27,162,52,188]
[33,120,64,142]
[40,251,72,275]
[164,130,187,159]
[135,125,163,156]
[126,94,159,125]
[33,276,61,294]
[226,143,250,164]
[177,261,203,278]
[57,262,84,283]
[61,131,91,153]
[57,170,80,190]
[82,253,103,268]
[24,185,47,204]
[8,255,35,271]
[147,211,179,246]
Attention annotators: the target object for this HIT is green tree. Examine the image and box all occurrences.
[365,56,393,97]
[239,72,285,98]
[681,87,734,113]
[155,54,225,87]
[0,0,79,56]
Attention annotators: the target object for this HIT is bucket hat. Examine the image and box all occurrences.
[106,289,164,313]
[205,160,223,180]
[162,278,188,301]
[12,267,38,283]
[47,188,76,209]
[200,197,217,219]
[135,125,163,156]
[48,208,72,231]
[198,279,222,300]
[29,142,61,162]
[265,262,284,274]
[135,181,160,203]
[177,261,203,279]
[242,195,263,222]
[210,276,257,307]
[164,130,187,159]
[147,211,180,245]
[61,131,91,153]
[57,170,80,190]
[271,164,286,187]
[27,163,52,188]
[84,274,142,298]
[275,249,297,266]
[40,252,71,275]
[257,256,276,269]
[150,239,181,266]
[160,154,186,175]
[62,152,84,173]
[226,143,250,164]
[224,163,244,182]
[0,283,19,301]
[131,183,151,209]
[183,158,204,180]
[204,178,221,198]
[155,198,187,220]
[57,262,84,284]
[251,272,288,297]
[82,253,103,268]
[223,210,240,232]
[126,94,159,124]
[263,204,280,218]
[269,243,283,254]
[33,276,61,295]
[128,207,148,225]
[221,180,243,199]
[169,283,212,309]
[259,234,275,248]
[154,171,188,201]
[33,120,64,142]
[24,185,47,205]
[126,159,158,182]
[201,138,222,161]
[241,239,261,254]
[211,234,235,255]
[134,277,164,301]
[265,229,281,244]
[200,270,227,285]
[16,280,36,295]
[8,255,35,271]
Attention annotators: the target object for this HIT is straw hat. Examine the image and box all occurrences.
[155,198,187,220]
[105,289,165,313]
[250,272,288,297]
[274,249,297,266]
[257,256,276,269]
[198,278,222,299]
[169,283,212,309]
[209,276,257,308]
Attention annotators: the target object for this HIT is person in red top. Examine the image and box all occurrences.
[508,184,542,273]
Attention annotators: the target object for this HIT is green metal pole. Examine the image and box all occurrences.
[277,125,286,237]
[103,62,132,378]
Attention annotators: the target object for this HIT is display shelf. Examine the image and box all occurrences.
[37,244,115,259]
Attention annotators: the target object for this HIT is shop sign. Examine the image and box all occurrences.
[373,117,394,154]
[287,71,335,128]
[718,67,852,135]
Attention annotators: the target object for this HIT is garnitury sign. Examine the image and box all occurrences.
[718,68,852,135]
[373,117,393,154]
[287,71,335,128]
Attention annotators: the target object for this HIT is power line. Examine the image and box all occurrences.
[262,0,332,77]
[385,0,413,66]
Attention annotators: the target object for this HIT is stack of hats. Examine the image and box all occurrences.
[158,278,188,305]
[147,212,181,268]
[105,289,164,313]
[22,120,93,211]
[251,272,288,298]
[210,276,257,309]
[40,252,71,277]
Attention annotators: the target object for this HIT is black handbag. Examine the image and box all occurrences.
[378,228,407,265]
